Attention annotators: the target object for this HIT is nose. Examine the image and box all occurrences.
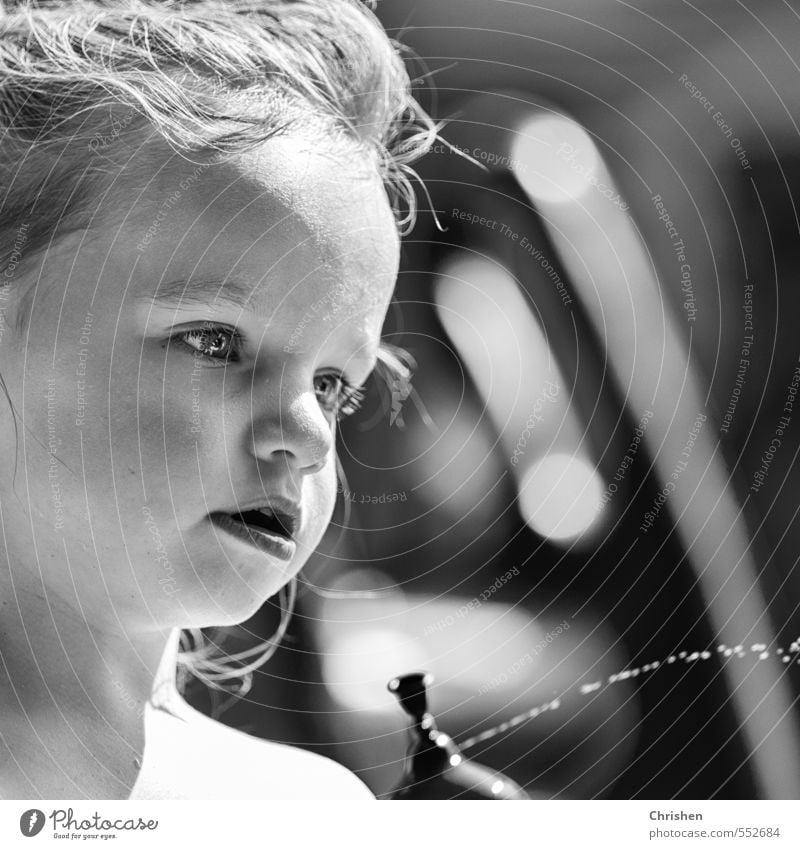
[249,384,334,474]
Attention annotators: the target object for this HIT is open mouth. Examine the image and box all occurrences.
[210,508,297,562]
[234,509,295,538]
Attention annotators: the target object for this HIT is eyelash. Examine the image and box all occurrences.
[314,373,366,420]
[174,323,366,420]
[177,324,244,363]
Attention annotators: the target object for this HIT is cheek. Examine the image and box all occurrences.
[24,337,203,527]
[314,456,338,528]
[131,355,225,515]
[295,458,338,563]
[0,327,124,540]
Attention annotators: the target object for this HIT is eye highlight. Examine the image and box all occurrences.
[175,323,243,363]
[314,372,365,420]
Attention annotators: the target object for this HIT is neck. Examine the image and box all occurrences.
[0,576,179,798]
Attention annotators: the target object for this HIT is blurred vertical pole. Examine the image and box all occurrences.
[510,111,800,798]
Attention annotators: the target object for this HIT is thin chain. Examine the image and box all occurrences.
[458,636,800,751]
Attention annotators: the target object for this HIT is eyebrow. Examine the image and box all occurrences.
[140,277,257,310]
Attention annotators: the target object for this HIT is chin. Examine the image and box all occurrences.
[169,596,269,631]
[183,568,297,629]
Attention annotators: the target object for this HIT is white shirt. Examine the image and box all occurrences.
[129,692,375,800]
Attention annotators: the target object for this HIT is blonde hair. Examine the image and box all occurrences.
[0,0,434,695]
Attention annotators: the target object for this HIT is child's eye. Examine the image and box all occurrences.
[176,324,243,363]
[314,372,365,420]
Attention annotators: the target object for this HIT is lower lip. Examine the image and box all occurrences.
[210,513,296,562]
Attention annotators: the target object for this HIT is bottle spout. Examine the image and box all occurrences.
[387,671,530,800]
[387,672,434,727]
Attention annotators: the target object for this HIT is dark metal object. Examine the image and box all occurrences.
[387,672,530,799]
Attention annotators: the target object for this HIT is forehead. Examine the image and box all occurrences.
[99,134,401,344]
[24,132,399,358]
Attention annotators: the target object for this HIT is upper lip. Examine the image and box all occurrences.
[223,495,301,539]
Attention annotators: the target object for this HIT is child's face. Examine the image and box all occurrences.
[1,134,400,631]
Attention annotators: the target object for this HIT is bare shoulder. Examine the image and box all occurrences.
[130,697,375,800]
